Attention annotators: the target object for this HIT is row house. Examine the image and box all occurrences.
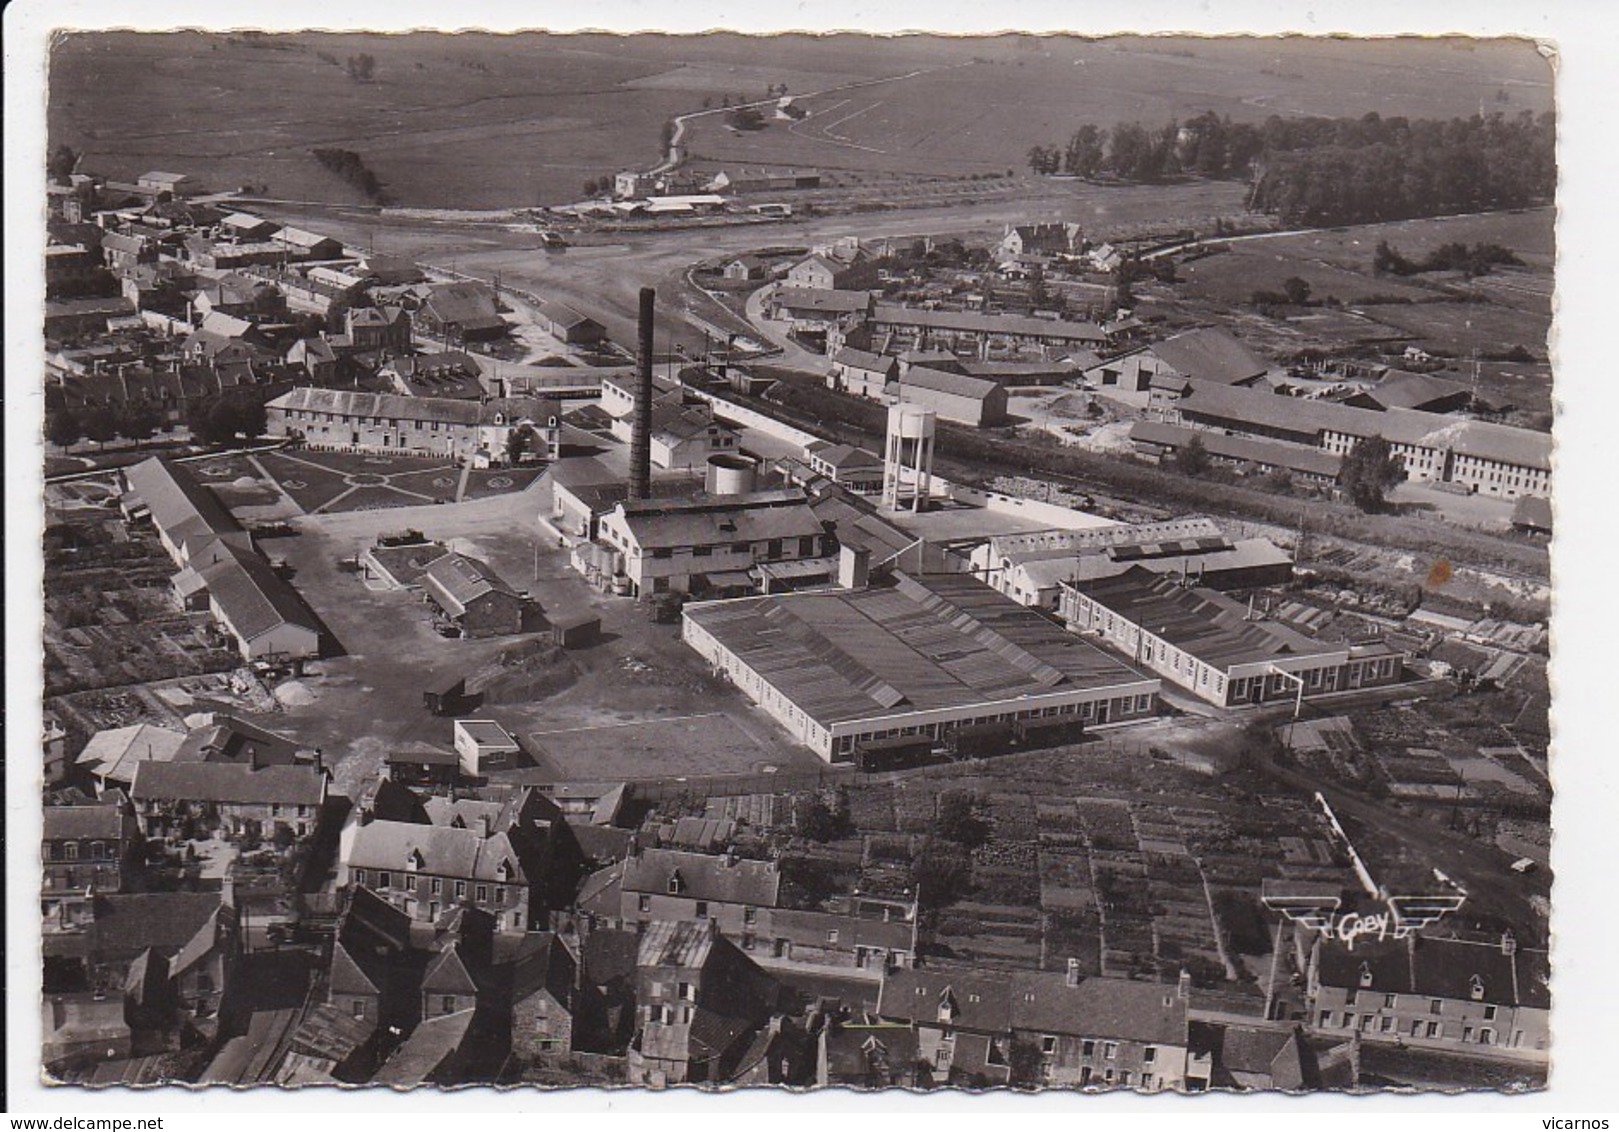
[338,785,570,933]
[875,962,1192,1090]
[128,760,328,842]
[266,386,560,466]
[627,920,780,1087]
[1061,565,1403,709]
[1306,932,1550,1057]
[42,804,139,932]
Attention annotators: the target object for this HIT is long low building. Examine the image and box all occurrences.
[1128,420,1343,486]
[682,572,1159,763]
[122,458,323,660]
[871,302,1109,357]
[266,387,559,466]
[1060,565,1401,708]
[969,518,1294,611]
[1158,380,1552,500]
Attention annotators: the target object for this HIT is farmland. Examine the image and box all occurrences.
[50,32,1550,210]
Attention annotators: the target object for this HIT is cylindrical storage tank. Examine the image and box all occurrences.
[705,453,759,496]
[888,402,937,441]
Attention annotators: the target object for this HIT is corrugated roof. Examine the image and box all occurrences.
[683,572,1146,727]
[1129,420,1344,479]
[1069,565,1345,670]
[873,303,1106,343]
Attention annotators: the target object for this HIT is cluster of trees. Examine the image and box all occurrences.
[792,787,852,841]
[345,52,376,82]
[47,402,164,451]
[1251,111,1555,225]
[1026,109,1554,226]
[910,790,991,909]
[504,423,541,466]
[725,106,767,131]
[48,143,80,183]
[1249,275,1316,310]
[187,394,270,446]
[1339,435,1407,513]
[311,147,388,203]
[1373,240,1523,278]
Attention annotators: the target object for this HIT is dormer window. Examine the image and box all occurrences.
[496,859,514,882]
[1358,962,1374,989]
[937,989,957,1024]
[667,870,686,896]
[406,849,425,872]
[1470,975,1486,1002]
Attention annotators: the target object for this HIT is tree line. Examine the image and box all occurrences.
[47,393,269,452]
[1027,109,1554,226]
[311,147,389,204]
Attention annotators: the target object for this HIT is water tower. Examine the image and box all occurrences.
[882,400,936,512]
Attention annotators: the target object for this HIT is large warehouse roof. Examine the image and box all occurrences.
[684,573,1147,727]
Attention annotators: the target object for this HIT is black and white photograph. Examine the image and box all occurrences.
[6,1,1614,1115]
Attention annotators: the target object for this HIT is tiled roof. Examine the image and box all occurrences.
[877,967,1012,1033]
[124,457,243,545]
[86,892,224,958]
[1007,970,1187,1045]
[193,539,323,642]
[1148,327,1269,385]
[421,552,520,617]
[345,820,529,885]
[830,346,896,375]
[130,760,327,807]
[623,849,782,908]
[371,1009,477,1086]
[43,804,128,842]
[76,722,187,782]
[900,365,1001,402]
[268,386,556,428]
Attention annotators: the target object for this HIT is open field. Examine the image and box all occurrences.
[685,38,1551,179]
[51,33,1549,209]
[527,713,804,782]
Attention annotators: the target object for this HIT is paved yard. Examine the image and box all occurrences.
[216,475,816,794]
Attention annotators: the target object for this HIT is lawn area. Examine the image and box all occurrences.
[255,451,361,514]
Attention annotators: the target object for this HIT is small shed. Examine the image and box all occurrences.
[386,746,461,789]
[423,676,468,717]
[550,611,601,650]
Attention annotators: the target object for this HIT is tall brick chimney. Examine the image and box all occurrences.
[629,286,655,501]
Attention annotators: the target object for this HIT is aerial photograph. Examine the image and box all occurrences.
[28,26,1557,1095]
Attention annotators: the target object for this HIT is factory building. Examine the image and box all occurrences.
[968,518,1294,611]
[682,572,1160,763]
[1059,565,1402,709]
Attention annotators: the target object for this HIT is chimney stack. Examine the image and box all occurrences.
[629,286,656,501]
